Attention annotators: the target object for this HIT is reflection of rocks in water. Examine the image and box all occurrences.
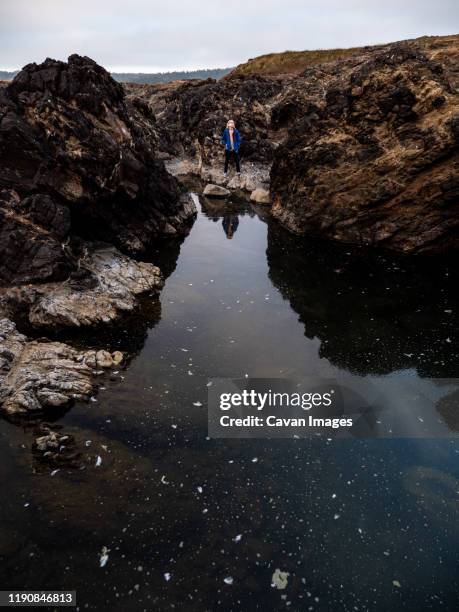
[403,466,459,538]
[436,390,459,432]
[266,221,458,377]
[199,194,270,226]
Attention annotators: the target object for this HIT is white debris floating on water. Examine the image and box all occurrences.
[223,576,234,585]
[99,546,109,568]
[164,572,172,582]
[271,569,290,590]
[95,455,102,467]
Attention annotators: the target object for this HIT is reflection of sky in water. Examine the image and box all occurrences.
[0,196,458,611]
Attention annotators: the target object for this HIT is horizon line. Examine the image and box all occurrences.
[0,64,235,74]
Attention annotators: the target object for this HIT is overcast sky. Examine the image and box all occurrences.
[1,0,458,72]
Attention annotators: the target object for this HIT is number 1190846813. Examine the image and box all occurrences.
[0,592,76,607]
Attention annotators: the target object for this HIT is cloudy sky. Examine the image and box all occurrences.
[1,0,458,72]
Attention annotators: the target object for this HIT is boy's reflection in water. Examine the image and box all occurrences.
[222,214,239,239]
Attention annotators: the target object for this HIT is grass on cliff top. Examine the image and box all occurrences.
[228,47,362,77]
[227,34,459,78]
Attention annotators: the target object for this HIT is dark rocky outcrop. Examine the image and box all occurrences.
[270,43,459,254]
[126,75,283,168]
[0,55,196,287]
[129,34,459,254]
[0,56,196,414]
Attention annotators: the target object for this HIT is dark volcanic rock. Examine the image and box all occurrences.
[128,35,459,254]
[0,190,72,284]
[126,75,283,167]
[270,43,459,254]
[0,55,196,286]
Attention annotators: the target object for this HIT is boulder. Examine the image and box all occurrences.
[0,54,196,287]
[0,246,163,330]
[203,184,230,198]
[250,188,271,204]
[270,44,459,254]
[0,318,94,414]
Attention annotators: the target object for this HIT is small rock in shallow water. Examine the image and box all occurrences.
[203,184,230,198]
[111,351,124,366]
[250,188,271,204]
[96,350,113,368]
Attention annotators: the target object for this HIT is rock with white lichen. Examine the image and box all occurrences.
[0,318,94,414]
[0,246,163,329]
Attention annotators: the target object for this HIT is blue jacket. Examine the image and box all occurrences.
[221,128,241,152]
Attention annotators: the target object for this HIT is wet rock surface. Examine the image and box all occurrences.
[0,318,124,415]
[0,245,163,330]
[0,318,93,414]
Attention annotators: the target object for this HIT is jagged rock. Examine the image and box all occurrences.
[0,245,163,329]
[0,54,196,287]
[126,75,282,169]
[130,35,459,253]
[250,188,271,204]
[269,43,459,253]
[203,184,230,198]
[0,318,94,414]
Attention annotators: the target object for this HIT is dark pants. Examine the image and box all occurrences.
[224,149,240,173]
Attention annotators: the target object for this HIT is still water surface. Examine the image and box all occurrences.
[0,195,458,611]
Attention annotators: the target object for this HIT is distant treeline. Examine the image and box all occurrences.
[112,67,232,83]
[1,67,233,83]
